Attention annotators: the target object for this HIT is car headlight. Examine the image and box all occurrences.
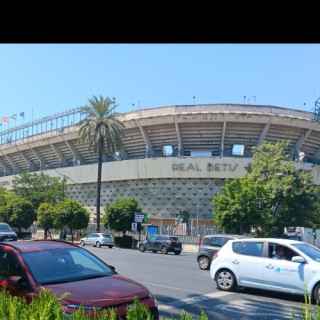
[65,304,102,312]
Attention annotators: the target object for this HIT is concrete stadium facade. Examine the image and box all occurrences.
[1,104,320,230]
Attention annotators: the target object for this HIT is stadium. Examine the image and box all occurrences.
[1,103,320,234]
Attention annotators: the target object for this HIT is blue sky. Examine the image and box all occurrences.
[0,44,320,127]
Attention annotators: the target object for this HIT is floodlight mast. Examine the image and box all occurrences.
[314,97,320,122]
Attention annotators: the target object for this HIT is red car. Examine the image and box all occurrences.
[0,240,158,319]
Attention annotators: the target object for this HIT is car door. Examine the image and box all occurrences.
[0,247,32,298]
[86,233,95,245]
[231,240,267,289]
[153,236,163,251]
[262,242,309,294]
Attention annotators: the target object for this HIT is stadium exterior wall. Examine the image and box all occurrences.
[0,157,319,226]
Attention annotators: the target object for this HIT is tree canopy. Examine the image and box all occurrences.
[103,197,141,234]
[55,199,89,242]
[37,203,57,239]
[213,141,320,236]
[13,172,64,210]
[0,192,35,232]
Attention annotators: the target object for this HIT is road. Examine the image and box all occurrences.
[86,246,308,320]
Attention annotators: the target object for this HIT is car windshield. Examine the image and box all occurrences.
[22,247,113,285]
[0,224,11,232]
[293,243,320,262]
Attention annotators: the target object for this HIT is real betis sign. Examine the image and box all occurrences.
[172,162,239,172]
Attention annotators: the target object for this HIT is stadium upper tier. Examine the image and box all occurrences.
[0,104,319,177]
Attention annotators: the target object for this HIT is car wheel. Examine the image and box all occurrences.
[313,282,320,304]
[174,251,181,255]
[108,245,113,249]
[198,256,210,270]
[96,241,101,248]
[80,240,85,247]
[216,269,237,291]
[139,244,145,252]
[161,246,168,254]
[152,250,157,253]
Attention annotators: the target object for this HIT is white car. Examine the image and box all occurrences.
[80,233,114,248]
[210,238,320,303]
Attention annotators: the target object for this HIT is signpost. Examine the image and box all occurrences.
[134,213,144,242]
[131,222,137,232]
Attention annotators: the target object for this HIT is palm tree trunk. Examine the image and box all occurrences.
[96,138,103,232]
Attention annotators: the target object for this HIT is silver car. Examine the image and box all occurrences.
[80,233,114,248]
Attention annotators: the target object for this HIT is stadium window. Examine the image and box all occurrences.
[190,150,211,157]
[163,145,174,157]
[232,144,245,156]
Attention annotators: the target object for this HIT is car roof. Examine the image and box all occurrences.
[203,234,247,239]
[229,237,301,245]
[0,240,78,253]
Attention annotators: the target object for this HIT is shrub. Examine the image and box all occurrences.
[0,288,212,320]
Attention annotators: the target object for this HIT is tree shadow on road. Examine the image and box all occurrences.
[155,289,306,320]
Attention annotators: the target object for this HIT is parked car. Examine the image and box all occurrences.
[210,237,320,304]
[197,234,244,270]
[0,223,17,242]
[80,233,114,248]
[139,235,182,255]
[0,240,158,318]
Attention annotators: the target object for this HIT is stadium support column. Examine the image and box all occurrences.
[31,148,45,170]
[175,117,183,157]
[257,122,271,145]
[65,140,83,165]
[295,129,311,158]
[51,144,65,167]
[220,121,226,157]
[15,145,33,170]
[136,120,153,158]
[3,154,18,174]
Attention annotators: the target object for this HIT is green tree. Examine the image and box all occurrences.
[13,172,64,210]
[37,203,56,240]
[0,192,35,233]
[213,141,320,236]
[103,197,141,235]
[55,199,89,242]
[79,96,124,233]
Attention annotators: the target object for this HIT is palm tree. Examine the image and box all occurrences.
[79,96,124,232]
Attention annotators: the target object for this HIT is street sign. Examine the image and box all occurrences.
[135,213,144,223]
[131,222,137,232]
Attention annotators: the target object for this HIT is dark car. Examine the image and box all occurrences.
[139,235,182,255]
[197,234,245,270]
[0,240,158,319]
[0,223,17,242]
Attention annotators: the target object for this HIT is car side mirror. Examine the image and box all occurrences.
[109,265,117,274]
[291,256,306,264]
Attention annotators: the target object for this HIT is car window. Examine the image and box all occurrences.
[0,249,24,280]
[268,243,300,261]
[232,241,264,257]
[203,237,228,247]
[0,224,12,232]
[22,248,113,285]
[293,243,320,262]
[148,235,156,241]
[157,236,169,241]
[103,234,112,238]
